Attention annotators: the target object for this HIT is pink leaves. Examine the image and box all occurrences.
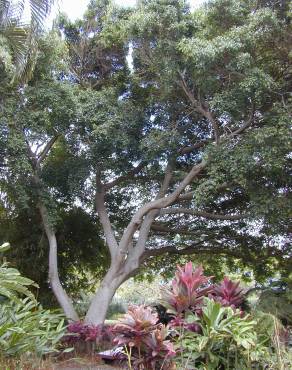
[162,262,244,315]
[213,277,244,308]
[65,321,113,345]
[161,263,213,314]
[113,305,175,369]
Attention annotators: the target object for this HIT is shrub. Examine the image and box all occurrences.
[112,305,175,369]
[212,276,244,309]
[160,262,213,315]
[0,243,67,358]
[0,298,66,357]
[0,243,37,302]
[175,298,268,369]
[160,262,290,370]
[63,321,113,352]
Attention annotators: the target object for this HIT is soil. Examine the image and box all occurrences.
[50,359,124,370]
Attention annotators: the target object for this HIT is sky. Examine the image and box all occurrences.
[51,0,205,22]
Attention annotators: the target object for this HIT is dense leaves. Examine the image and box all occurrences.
[0,244,67,358]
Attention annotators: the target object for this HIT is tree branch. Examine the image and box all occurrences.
[104,161,147,190]
[95,173,119,258]
[119,160,207,253]
[178,140,208,155]
[228,103,255,137]
[142,239,206,259]
[178,72,220,145]
[151,223,201,235]
[160,208,244,220]
[37,134,61,165]
[124,162,175,269]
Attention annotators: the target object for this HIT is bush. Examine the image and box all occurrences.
[116,262,291,369]
[112,305,175,369]
[162,262,291,370]
[63,321,114,352]
[0,298,66,357]
[0,243,67,358]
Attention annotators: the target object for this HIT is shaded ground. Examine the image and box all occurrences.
[50,358,124,370]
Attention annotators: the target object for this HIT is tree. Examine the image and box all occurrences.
[0,0,291,324]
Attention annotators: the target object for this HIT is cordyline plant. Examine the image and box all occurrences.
[161,262,213,315]
[213,277,244,309]
[160,262,245,321]
[63,321,113,350]
[113,305,175,370]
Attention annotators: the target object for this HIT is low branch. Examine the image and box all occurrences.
[143,241,246,260]
[142,239,206,259]
[160,208,244,221]
[151,223,201,235]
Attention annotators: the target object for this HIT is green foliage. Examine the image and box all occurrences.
[0,243,67,358]
[176,298,271,369]
[0,298,66,356]
[0,243,37,302]
[0,0,55,81]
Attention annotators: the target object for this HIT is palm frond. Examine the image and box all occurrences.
[0,0,55,82]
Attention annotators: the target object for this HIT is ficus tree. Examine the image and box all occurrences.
[0,0,291,324]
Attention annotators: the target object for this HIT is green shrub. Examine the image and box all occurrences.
[0,243,37,302]
[175,298,270,369]
[0,298,66,356]
[160,262,291,370]
[0,243,67,358]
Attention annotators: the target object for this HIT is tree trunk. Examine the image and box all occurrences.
[84,265,130,325]
[39,204,79,322]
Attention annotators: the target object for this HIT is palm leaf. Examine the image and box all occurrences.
[0,0,55,82]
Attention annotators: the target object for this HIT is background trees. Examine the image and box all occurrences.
[0,0,291,324]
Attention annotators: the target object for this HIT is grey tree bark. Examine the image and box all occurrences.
[39,203,79,322]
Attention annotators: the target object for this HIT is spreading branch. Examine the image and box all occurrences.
[119,160,207,252]
[160,208,244,220]
[178,72,220,145]
[104,161,147,190]
[228,103,255,137]
[124,162,175,268]
[151,223,201,235]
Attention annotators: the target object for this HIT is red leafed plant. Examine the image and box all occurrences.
[113,305,175,370]
[63,321,113,351]
[161,262,213,315]
[212,277,244,308]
